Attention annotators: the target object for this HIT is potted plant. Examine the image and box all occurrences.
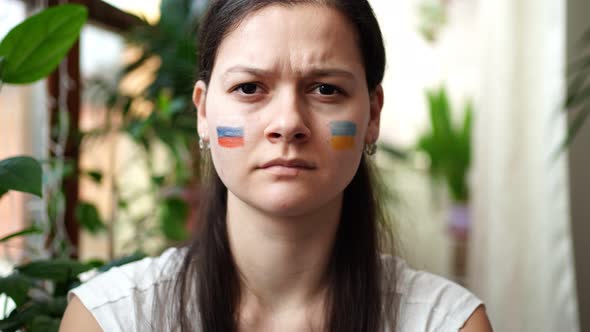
[416,86,472,281]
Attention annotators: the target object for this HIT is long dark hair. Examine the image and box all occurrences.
[168,1,395,331]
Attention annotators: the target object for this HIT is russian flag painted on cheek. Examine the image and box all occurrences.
[330,121,356,150]
[217,126,244,148]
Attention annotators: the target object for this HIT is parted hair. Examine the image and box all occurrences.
[157,1,397,331]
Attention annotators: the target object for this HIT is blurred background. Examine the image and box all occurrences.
[0,0,587,331]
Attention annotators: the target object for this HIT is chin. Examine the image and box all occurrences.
[228,181,345,218]
[260,189,346,219]
[256,196,320,217]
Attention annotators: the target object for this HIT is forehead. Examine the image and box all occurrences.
[211,3,364,77]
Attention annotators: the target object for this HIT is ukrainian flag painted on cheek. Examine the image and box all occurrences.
[330,121,356,150]
[217,126,245,148]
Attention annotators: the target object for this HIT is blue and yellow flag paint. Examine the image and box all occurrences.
[330,121,356,150]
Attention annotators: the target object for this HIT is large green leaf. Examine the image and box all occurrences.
[0,274,33,306]
[17,259,93,282]
[0,4,88,84]
[0,156,42,197]
[75,202,106,234]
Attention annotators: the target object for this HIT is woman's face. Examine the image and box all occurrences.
[194,3,383,217]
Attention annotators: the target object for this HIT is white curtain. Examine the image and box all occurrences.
[468,0,580,331]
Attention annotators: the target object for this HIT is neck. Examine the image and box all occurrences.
[226,192,342,312]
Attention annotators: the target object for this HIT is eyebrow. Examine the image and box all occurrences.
[222,65,356,80]
[223,66,271,78]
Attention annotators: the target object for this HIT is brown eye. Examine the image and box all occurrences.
[315,84,341,96]
[237,83,258,94]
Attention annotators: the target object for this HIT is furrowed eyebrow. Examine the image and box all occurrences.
[223,66,272,78]
[222,65,356,80]
[306,68,355,80]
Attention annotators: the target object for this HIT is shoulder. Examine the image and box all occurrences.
[382,256,490,332]
[60,295,102,332]
[460,305,493,332]
[65,247,184,331]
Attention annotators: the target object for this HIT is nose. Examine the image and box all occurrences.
[264,90,311,144]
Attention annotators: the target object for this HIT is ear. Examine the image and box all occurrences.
[193,80,209,141]
[366,85,384,144]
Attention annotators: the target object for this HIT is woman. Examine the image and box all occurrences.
[61,0,493,331]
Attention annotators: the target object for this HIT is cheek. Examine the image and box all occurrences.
[216,126,245,148]
[326,145,364,195]
[322,120,364,179]
[209,115,248,150]
[209,116,249,178]
[328,120,358,151]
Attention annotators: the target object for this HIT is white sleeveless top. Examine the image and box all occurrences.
[69,247,483,331]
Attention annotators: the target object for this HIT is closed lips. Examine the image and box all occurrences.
[259,159,315,169]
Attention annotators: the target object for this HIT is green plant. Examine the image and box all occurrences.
[0,5,87,86]
[0,4,87,199]
[565,26,590,146]
[416,86,472,203]
[0,6,106,237]
[0,156,43,199]
[0,4,95,331]
[83,0,204,250]
[0,250,145,332]
[0,4,96,241]
[0,5,104,249]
